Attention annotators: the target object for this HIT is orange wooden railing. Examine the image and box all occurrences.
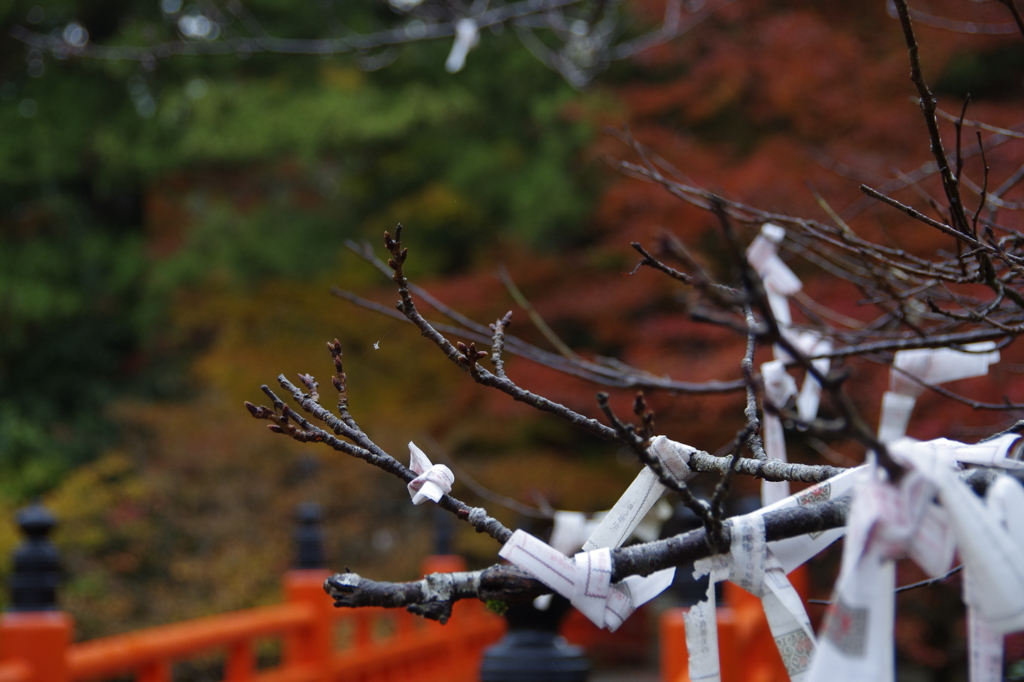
[0,558,505,682]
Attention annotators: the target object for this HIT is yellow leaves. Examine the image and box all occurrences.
[319,64,365,92]
[49,452,151,553]
[369,182,481,236]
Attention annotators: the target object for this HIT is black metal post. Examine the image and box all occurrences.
[8,501,60,611]
[292,502,326,570]
[479,596,590,682]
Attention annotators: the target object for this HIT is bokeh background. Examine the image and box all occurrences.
[2,0,1024,676]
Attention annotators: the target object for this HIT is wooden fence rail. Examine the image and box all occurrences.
[0,567,505,682]
[0,494,810,682]
[0,501,506,682]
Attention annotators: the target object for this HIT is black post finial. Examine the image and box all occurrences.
[8,501,61,611]
[292,502,326,570]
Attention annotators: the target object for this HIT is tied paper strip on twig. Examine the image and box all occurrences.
[808,439,1024,682]
[867,343,1009,681]
[806,464,940,682]
[582,436,694,552]
[759,464,868,573]
[912,435,1024,471]
[406,442,455,505]
[682,467,868,682]
[535,510,605,610]
[761,360,799,506]
[966,476,1024,682]
[686,514,817,682]
[903,441,1024,682]
[498,530,675,631]
[746,223,802,334]
[444,17,478,72]
[900,441,1024,634]
[748,224,831,507]
[972,475,1024,682]
[877,342,999,445]
[502,436,690,630]
[746,224,829,377]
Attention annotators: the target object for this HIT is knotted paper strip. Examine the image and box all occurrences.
[747,223,802,361]
[686,513,817,682]
[498,529,674,631]
[513,438,690,625]
[683,561,727,682]
[809,440,1024,682]
[966,476,1024,682]
[878,342,999,444]
[747,223,802,329]
[762,360,799,506]
[582,435,694,552]
[748,224,832,507]
[444,18,478,73]
[911,434,1024,470]
[898,442,1024,635]
[406,442,454,505]
[759,465,868,574]
[807,464,935,682]
[536,510,602,610]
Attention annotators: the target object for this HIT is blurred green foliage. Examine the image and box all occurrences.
[0,0,601,498]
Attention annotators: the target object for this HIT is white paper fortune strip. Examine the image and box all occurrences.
[747,223,802,331]
[747,224,832,506]
[537,510,607,610]
[809,439,1024,682]
[406,442,455,505]
[878,342,999,444]
[760,465,867,574]
[683,571,724,682]
[899,442,1024,635]
[761,360,799,506]
[498,529,674,631]
[511,437,691,624]
[582,435,694,553]
[549,511,588,555]
[966,475,1024,682]
[687,513,817,682]
[910,434,1024,470]
[444,18,479,73]
[746,223,802,368]
[806,464,935,682]
[868,342,1009,682]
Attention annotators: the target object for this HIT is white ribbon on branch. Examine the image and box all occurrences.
[685,513,818,682]
[747,224,832,506]
[406,442,455,505]
[500,436,692,630]
[877,342,999,445]
[967,475,1024,682]
[679,464,868,682]
[807,439,1024,682]
[869,341,1014,682]
[498,529,675,631]
[444,18,479,73]
[795,333,831,425]
[582,436,694,552]
[747,223,802,335]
